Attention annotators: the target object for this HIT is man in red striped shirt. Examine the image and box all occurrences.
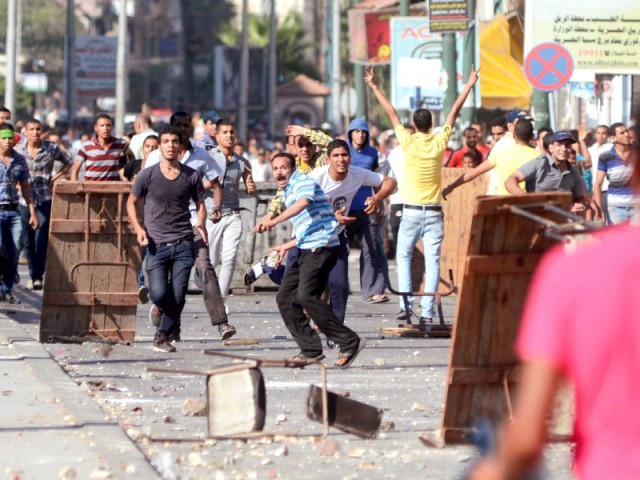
[71,114,133,181]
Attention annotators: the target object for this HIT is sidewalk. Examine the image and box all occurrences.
[0,306,159,479]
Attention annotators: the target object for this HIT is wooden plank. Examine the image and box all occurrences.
[43,293,138,306]
[465,253,542,275]
[473,192,572,217]
[50,219,136,235]
[449,366,520,385]
[54,181,133,194]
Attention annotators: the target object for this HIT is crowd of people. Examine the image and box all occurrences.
[2,65,640,475]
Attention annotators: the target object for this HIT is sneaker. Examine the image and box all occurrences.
[395,309,411,320]
[1,291,21,304]
[32,279,43,290]
[149,305,163,327]
[152,334,176,353]
[419,317,433,326]
[138,286,149,304]
[168,325,181,343]
[326,339,336,349]
[218,322,236,340]
[243,256,267,286]
[26,280,34,289]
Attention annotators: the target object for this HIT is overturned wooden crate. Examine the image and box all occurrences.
[40,182,142,343]
[424,193,599,445]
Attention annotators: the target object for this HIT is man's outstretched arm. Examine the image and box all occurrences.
[364,66,401,128]
[444,65,480,128]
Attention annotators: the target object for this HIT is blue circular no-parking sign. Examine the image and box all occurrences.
[524,43,574,92]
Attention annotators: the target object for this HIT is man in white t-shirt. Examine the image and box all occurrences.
[588,124,613,224]
[309,139,396,326]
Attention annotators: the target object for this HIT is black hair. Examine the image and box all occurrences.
[143,134,159,144]
[413,109,433,133]
[514,120,535,142]
[463,126,478,136]
[537,126,553,138]
[327,139,349,156]
[25,118,42,126]
[94,113,113,125]
[216,119,234,129]
[158,126,183,144]
[169,111,191,126]
[610,122,626,136]
[271,151,296,169]
[491,116,507,129]
[0,122,14,132]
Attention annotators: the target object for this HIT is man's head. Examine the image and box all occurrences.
[326,139,351,177]
[629,126,637,145]
[234,141,245,156]
[471,123,485,144]
[270,152,296,188]
[490,116,507,144]
[94,114,113,141]
[506,109,533,133]
[24,119,43,144]
[463,127,479,149]
[0,107,11,123]
[413,109,433,133]
[170,111,192,145]
[134,114,152,134]
[202,110,221,137]
[142,135,159,161]
[158,127,183,161]
[610,122,630,146]
[548,130,577,163]
[536,126,553,152]
[0,122,15,152]
[215,120,237,150]
[350,129,368,150]
[514,120,535,144]
[594,125,609,145]
[286,135,299,155]
[296,135,317,164]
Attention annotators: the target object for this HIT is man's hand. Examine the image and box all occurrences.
[196,222,209,246]
[268,244,288,268]
[577,124,589,142]
[335,207,356,226]
[570,202,586,215]
[442,184,453,200]
[29,214,39,230]
[465,65,481,88]
[254,214,274,233]
[363,196,381,215]
[246,175,256,194]
[136,229,149,247]
[364,66,377,88]
[285,125,306,137]
[210,208,222,224]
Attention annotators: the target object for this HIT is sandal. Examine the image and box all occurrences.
[364,294,389,304]
[335,338,366,369]
[292,352,325,362]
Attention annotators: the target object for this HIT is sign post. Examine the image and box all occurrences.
[524,42,574,92]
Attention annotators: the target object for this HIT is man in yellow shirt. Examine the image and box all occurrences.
[365,65,479,323]
[442,120,538,198]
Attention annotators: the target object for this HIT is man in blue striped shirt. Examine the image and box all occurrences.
[264,152,365,368]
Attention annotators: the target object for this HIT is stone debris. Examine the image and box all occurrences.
[181,398,207,417]
[411,403,425,412]
[317,439,339,456]
[58,467,76,479]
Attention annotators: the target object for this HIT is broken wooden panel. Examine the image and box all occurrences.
[306,385,383,439]
[207,368,266,437]
[40,182,142,343]
[440,193,573,444]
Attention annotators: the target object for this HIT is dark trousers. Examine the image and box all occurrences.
[276,246,359,357]
[193,227,228,325]
[19,201,51,282]
[328,231,350,323]
[345,210,386,299]
[146,239,195,337]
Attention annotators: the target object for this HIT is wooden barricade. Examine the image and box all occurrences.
[440,167,488,291]
[40,182,142,343]
[435,192,572,444]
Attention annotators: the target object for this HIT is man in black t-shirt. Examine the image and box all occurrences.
[121,135,158,181]
[127,127,207,352]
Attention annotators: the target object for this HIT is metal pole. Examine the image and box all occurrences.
[461,0,476,125]
[16,0,21,79]
[331,0,341,131]
[350,0,365,120]
[5,0,18,115]
[400,0,409,16]
[115,0,128,135]
[238,0,249,142]
[65,0,75,123]
[442,33,457,114]
[268,0,277,137]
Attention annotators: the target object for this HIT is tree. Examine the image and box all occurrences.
[218,11,321,84]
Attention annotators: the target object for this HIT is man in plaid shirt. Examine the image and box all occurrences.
[15,119,72,290]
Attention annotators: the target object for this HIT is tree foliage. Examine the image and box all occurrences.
[218,11,321,84]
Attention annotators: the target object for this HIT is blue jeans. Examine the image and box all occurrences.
[396,208,444,318]
[607,205,637,225]
[345,210,386,299]
[146,239,195,336]
[19,201,51,282]
[0,209,23,294]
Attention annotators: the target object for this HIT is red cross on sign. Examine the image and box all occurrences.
[524,43,574,92]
